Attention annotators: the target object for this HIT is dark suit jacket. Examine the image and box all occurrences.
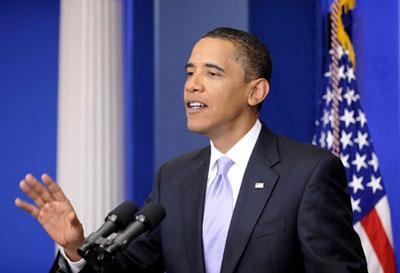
[51,126,367,273]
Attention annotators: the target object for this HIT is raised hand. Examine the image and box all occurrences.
[15,173,84,261]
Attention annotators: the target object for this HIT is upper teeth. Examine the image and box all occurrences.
[189,102,206,108]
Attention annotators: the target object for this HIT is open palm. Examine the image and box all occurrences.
[15,173,84,260]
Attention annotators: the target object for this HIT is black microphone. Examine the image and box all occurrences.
[78,201,138,258]
[104,201,166,254]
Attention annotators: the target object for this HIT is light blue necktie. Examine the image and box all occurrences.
[203,156,234,273]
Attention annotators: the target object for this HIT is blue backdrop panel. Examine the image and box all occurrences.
[124,0,154,206]
[249,0,322,143]
[0,1,59,272]
[353,1,400,268]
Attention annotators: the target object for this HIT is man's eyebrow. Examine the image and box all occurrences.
[204,63,225,73]
[184,62,225,73]
[185,63,194,70]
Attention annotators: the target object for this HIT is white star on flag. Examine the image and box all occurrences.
[354,131,369,150]
[322,109,330,126]
[346,66,356,83]
[356,109,367,128]
[324,69,331,78]
[349,174,364,194]
[340,131,353,149]
[340,108,356,128]
[323,87,333,106]
[326,131,333,149]
[338,65,346,80]
[337,45,344,59]
[351,197,362,213]
[368,153,379,172]
[319,131,326,148]
[337,87,343,102]
[366,175,383,194]
[351,152,368,172]
[340,153,350,169]
[343,88,360,106]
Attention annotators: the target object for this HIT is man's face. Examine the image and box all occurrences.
[184,37,254,139]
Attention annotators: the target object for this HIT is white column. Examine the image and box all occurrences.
[57,0,124,235]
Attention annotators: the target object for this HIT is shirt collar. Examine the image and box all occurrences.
[209,119,262,175]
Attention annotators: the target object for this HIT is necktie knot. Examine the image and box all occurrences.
[216,156,234,177]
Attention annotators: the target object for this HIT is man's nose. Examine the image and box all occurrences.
[185,74,204,93]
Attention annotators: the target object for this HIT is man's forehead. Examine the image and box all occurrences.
[186,38,238,67]
[191,37,236,55]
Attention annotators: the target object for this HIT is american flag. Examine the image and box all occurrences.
[313,1,396,272]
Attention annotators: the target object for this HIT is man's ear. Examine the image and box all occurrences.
[248,78,269,107]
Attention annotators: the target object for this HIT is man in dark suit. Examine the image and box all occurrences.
[15,27,367,273]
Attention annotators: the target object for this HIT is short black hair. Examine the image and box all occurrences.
[202,27,273,83]
[202,27,272,110]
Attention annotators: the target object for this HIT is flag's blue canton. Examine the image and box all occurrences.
[313,46,386,224]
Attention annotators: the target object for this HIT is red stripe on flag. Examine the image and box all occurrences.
[361,208,396,273]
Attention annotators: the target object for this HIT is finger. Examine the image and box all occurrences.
[25,173,55,203]
[15,198,40,218]
[41,173,68,202]
[19,180,45,208]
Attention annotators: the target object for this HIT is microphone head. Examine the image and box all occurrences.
[137,201,166,229]
[106,201,139,229]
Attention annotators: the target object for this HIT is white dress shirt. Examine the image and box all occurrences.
[63,119,262,272]
[60,247,86,272]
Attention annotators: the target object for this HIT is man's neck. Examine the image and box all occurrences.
[210,116,258,154]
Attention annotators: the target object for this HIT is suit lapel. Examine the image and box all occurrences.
[180,148,210,273]
[221,126,281,273]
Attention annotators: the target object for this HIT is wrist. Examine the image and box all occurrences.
[64,248,81,262]
[64,244,83,262]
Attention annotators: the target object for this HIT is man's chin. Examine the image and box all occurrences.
[187,123,207,135]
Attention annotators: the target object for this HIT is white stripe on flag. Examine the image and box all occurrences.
[375,196,394,247]
[354,222,384,273]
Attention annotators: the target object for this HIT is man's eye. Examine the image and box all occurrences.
[208,71,219,77]
[186,71,194,76]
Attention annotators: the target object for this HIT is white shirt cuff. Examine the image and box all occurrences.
[60,247,86,273]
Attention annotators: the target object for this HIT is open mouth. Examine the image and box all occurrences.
[186,101,208,110]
